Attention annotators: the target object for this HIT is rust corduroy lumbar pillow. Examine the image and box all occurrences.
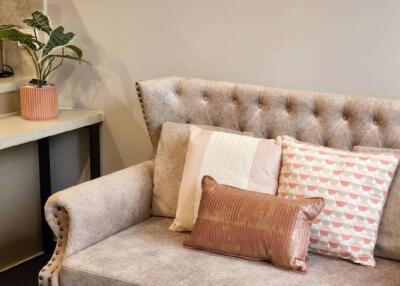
[184,176,325,273]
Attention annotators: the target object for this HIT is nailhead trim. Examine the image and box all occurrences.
[39,207,69,286]
[136,81,155,148]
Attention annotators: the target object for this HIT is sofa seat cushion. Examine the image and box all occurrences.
[61,217,400,286]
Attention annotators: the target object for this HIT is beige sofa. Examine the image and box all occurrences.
[39,78,400,286]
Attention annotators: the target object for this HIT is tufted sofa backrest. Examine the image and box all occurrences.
[136,77,400,151]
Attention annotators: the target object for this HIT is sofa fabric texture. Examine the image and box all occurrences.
[353,145,400,261]
[45,161,154,257]
[278,136,399,266]
[152,122,252,217]
[60,217,400,286]
[40,161,154,286]
[184,176,325,272]
[42,78,400,285]
[137,77,400,151]
[171,125,282,231]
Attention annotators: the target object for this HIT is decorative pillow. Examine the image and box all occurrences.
[184,176,325,272]
[152,122,252,217]
[277,136,399,266]
[353,145,400,261]
[170,126,282,231]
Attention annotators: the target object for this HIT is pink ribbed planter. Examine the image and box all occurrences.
[20,85,58,120]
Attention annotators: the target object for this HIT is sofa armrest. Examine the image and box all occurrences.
[39,160,154,286]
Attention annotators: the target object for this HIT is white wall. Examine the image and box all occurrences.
[47,0,400,174]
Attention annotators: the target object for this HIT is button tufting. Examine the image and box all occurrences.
[373,120,379,125]
[314,112,318,118]
[258,103,263,108]
[343,114,348,121]
[232,99,238,105]
[203,95,208,101]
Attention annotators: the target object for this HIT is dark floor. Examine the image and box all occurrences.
[0,254,51,286]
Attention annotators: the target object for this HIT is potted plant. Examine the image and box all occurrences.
[0,11,87,120]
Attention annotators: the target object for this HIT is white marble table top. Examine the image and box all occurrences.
[0,109,104,150]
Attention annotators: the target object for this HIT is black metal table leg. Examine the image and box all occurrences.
[38,138,54,254]
[89,123,101,179]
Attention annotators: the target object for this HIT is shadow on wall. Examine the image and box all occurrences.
[48,2,154,174]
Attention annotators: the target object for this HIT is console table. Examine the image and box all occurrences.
[0,109,104,254]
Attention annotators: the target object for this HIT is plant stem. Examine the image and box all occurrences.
[44,48,65,81]
[23,47,40,83]
[42,56,55,81]
[33,28,38,42]
[36,53,45,87]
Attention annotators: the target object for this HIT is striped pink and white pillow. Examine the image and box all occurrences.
[277,136,399,267]
[170,126,282,232]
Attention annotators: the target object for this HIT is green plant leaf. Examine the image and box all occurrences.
[0,27,40,50]
[23,11,53,34]
[50,54,90,64]
[41,26,75,60]
[0,24,20,30]
[66,45,83,59]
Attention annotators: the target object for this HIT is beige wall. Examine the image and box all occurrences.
[0,91,20,114]
[47,0,400,174]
